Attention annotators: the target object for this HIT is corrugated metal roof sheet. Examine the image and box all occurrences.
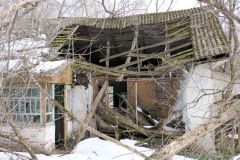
[49,6,229,63]
[190,12,229,59]
[46,7,209,29]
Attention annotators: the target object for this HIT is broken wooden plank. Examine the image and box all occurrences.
[146,100,240,160]
[99,102,152,137]
[114,42,192,70]
[73,62,122,77]
[118,27,139,81]
[99,32,190,63]
[73,81,108,145]
[154,57,194,71]
[73,61,161,77]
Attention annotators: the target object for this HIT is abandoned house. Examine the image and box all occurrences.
[0,6,237,151]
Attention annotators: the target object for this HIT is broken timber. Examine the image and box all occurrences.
[114,42,192,70]
[99,32,190,63]
[73,80,108,145]
[73,61,161,77]
[73,62,122,77]
[146,99,240,160]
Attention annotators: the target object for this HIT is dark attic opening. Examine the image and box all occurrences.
[54,18,196,73]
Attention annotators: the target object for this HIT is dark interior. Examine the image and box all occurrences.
[59,18,193,70]
[54,84,65,148]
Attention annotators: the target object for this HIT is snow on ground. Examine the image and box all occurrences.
[2,137,240,160]
[0,137,198,160]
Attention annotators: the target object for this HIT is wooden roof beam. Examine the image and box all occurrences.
[113,42,192,70]
[99,32,190,63]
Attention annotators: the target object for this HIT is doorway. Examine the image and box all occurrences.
[54,85,65,148]
[109,81,127,108]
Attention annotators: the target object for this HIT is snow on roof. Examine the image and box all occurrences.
[5,37,46,51]
[0,59,21,71]
[0,59,70,77]
[32,60,69,75]
[0,33,69,76]
[0,34,50,60]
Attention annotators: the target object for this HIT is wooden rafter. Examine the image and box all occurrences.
[99,32,190,63]
[73,62,122,77]
[113,42,192,70]
[73,61,162,77]
[118,27,139,80]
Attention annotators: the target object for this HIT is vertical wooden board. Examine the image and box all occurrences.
[127,78,180,119]
[127,80,157,110]
[63,85,67,147]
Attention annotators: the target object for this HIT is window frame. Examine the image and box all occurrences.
[5,86,42,125]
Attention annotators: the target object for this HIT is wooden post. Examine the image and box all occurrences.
[118,27,139,81]
[135,81,138,126]
[165,23,172,77]
[73,80,108,145]
[106,39,110,67]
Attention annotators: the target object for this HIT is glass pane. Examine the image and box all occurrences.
[33,115,40,123]
[23,115,28,122]
[14,101,19,113]
[17,115,21,122]
[46,114,52,123]
[10,88,16,97]
[16,88,23,97]
[46,99,52,113]
[46,99,49,113]
[26,89,31,97]
[31,99,35,113]
[27,115,32,123]
[13,115,17,121]
[32,88,40,97]
[36,100,40,113]
[48,87,53,97]
[10,101,14,110]
[26,99,30,113]
[20,101,25,113]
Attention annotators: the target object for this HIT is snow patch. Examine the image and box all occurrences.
[0,137,202,160]
[32,60,67,74]
[73,137,153,160]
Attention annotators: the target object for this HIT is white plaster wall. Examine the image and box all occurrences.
[183,65,214,130]
[66,85,73,138]
[72,85,88,131]
[182,64,220,152]
[44,124,55,150]
[0,124,55,151]
[182,64,240,152]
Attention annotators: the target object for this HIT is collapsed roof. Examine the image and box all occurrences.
[49,6,229,77]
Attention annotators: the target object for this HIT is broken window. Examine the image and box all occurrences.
[5,87,41,124]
